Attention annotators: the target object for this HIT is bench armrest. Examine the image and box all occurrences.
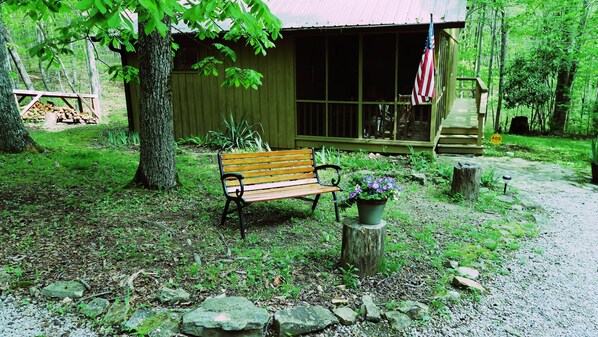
[221,173,245,199]
[315,164,342,187]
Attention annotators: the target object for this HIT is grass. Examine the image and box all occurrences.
[0,125,556,334]
[483,129,592,170]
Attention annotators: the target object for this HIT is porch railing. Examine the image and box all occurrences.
[456,77,488,146]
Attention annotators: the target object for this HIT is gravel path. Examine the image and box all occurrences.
[0,294,99,337]
[413,156,598,337]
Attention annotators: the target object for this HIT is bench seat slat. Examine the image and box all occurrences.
[220,148,312,160]
[223,160,314,173]
[226,178,318,193]
[242,184,340,203]
[226,173,317,186]
[221,153,313,166]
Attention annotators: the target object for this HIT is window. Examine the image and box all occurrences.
[363,34,395,102]
[296,37,325,100]
[328,35,358,101]
[173,35,198,72]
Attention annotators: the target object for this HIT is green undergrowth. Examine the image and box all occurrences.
[0,126,543,325]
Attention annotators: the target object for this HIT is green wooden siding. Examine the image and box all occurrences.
[127,37,296,149]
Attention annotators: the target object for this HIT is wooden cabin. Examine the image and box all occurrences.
[122,0,486,154]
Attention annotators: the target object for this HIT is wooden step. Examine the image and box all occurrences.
[438,134,479,145]
[436,144,484,156]
[441,127,478,135]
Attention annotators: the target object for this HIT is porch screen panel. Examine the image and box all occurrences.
[363,35,395,102]
[297,102,325,136]
[296,37,325,100]
[328,103,357,138]
[328,36,358,101]
[362,103,395,140]
[397,33,422,94]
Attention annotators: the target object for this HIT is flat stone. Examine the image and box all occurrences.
[273,305,338,336]
[457,266,480,280]
[41,281,86,299]
[148,313,181,337]
[158,287,190,303]
[496,195,515,204]
[397,301,429,320]
[0,269,10,283]
[182,297,269,337]
[385,311,412,331]
[442,291,461,302]
[452,276,486,293]
[511,204,524,211]
[124,309,155,331]
[332,307,357,325]
[443,260,459,269]
[410,173,426,185]
[361,295,381,322]
[80,298,110,318]
[103,301,131,326]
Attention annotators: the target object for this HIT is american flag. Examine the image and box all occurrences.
[411,16,435,106]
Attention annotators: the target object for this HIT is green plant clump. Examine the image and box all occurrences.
[591,137,598,164]
[206,113,270,151]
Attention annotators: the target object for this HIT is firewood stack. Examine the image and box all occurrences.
[22,101,98,124]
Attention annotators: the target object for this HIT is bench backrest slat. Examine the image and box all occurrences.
[226,179,318,193]
[219,148,318,189]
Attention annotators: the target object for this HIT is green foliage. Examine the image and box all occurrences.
[339,264,360,289]
[177,135,204,147]
[480,169,499,188]
[206,113,269,151]
[315,146,341,166]
[104,129,140,147]
[409,146,435,171]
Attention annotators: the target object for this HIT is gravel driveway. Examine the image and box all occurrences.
[413,156,598,337]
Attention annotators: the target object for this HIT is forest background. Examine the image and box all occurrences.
[2,0,597,137]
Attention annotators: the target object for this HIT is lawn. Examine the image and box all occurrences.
[0,125,543,335]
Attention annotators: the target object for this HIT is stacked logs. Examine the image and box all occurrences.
[22,102,97,124]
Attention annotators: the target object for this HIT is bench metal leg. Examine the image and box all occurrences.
[311,194,321,212]
[332,191,340,222]
[220,199,231,226]
[235,200,246,239]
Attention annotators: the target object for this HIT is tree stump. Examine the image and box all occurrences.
[44,112,57,127]
[450,162,481,201]
[340,218,386,277]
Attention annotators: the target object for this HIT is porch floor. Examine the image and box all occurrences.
[443,98,478,128]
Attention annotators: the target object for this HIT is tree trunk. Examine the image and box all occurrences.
[0,13,39,153]
[486,7,498,116]
[1,23,34,90]
[341,218,386,277]
[36,25,50,91]
[474,4,486,78]
[450,162,481,201]
[494,7,508,133]
[549,0,589,134]
[131,16,178,190]
[86,38,101,119]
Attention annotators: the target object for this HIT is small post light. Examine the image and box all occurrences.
[502,175,512,194]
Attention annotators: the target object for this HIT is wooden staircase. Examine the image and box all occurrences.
[436,79,488,156]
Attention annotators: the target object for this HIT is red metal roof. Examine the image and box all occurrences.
[267,0,467,29]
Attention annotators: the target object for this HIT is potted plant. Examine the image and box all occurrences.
[341,174,401,224]
[592,137,598,185]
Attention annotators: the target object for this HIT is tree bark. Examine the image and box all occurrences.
[86,38,101,119]
[341,218,386,277]
[36,25,50,91]
[131,16,178,190]
[1,23,34,90]
[0,13,40,153]
[494,7,508,133]
[450,162,481,201]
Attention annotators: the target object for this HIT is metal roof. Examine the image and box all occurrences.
[172,0,467,34]
[267,0,467,30]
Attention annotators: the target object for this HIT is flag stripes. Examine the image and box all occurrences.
[411,16,435,106]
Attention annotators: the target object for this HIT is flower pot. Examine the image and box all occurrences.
[592,162,598,185]
[356,198,387,225]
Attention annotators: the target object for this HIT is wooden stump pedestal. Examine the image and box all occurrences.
[450,162,481,201]
[340,217,386,277]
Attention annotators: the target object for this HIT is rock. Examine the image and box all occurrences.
[182,297,269,337]
[0,269,10,283]
[385,311,412,331]
[442,291,461,302]
[124,309,155,331]
[273,305,338,336]
[511,204,523,211]
[410,172,426,185]
[29,286,41,297]
[397,301,429,320]
[506,151,515,157]
[41,281,86,299]
[452,276,486,293]
[332,307,357,325]
[157,287,190,303]
[443,260,459,269]
[80,298,110,318]
[361,295,381,322]
[149,314,181,337]
[103,301,131,326]
[496,195,515,204]
[456,266,480,280]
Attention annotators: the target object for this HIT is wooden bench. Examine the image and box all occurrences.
[218,148,341,239]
